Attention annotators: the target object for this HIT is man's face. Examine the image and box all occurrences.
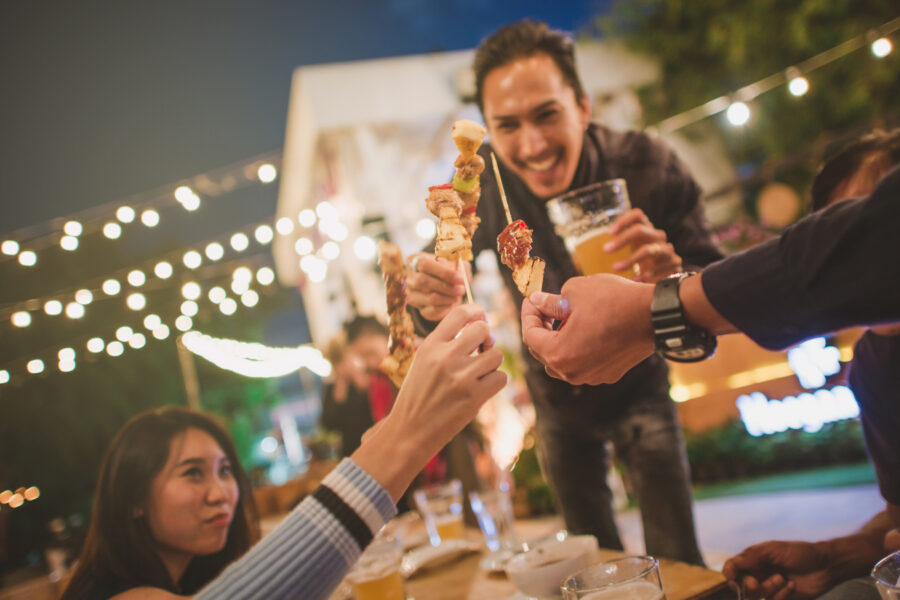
[349,333,389,374]
[482,52,591,200]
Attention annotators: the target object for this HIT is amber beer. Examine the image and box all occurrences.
[352,568,405,600]
[434,513,465,541]
[348,537,405,600]
[547,179,633,277]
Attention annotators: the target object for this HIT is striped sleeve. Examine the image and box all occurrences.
[195,458,397,600]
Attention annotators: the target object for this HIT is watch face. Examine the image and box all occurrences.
[664,347,708,361]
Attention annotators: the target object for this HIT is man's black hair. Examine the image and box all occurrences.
[344,314,388,343]
[810,129,900,211]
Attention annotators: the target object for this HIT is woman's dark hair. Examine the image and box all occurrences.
[344,314,388,343]
[62,407,259,599]
[473,19,586,114]
[810,128,900,211]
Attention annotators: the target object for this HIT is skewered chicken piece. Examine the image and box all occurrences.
[426,184,472,262]
[377,241,418,387]
[450,120,487,239]
[497,219,545,297]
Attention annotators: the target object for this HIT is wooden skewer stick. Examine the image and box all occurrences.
[457,258,474,304]
[490,152,513,225]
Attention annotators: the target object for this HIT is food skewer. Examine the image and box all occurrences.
[490,152,513,225]
[377,241,418,387]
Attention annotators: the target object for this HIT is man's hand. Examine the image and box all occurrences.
[406,252,467,321]
[607,208,683,283]
[723,541,832,600]
[520,274,656,385]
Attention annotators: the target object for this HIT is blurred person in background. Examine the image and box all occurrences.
[723,129,900,600]
[407,19,720,564]
[319,332,374,458]
[344,315,395,422]
[62,304,505,600]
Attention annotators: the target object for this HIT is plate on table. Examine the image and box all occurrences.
[400,539,481,577]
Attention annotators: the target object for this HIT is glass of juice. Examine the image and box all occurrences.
[560,556,666,599]
[347,535,405,600]
[413,479,464,546]
[547,179,635,277]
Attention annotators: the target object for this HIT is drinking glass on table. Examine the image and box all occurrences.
[346,535,405,600]
[413,479,464,546]
[873,549,900,600]
[469,484,518,553]
[547,179,635,277]
[560,556,665,599]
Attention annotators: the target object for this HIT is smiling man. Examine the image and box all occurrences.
[407,20,722,564]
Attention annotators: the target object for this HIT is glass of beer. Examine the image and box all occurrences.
[560,556,666,599]
[347,535,405,600]
[469,486,518,553]
[873,550,900,600]
[547,179,634,277]
[413,479,464,546]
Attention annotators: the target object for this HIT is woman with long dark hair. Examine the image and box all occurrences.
[62,303,506,600]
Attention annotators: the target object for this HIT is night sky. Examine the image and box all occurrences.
[0,0,608,240]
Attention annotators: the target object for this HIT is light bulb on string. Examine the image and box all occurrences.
[60,235,79,251]
[872,37,892,58]
[65,302,85,319]
[87,337,105,353]
[126,293,146,311]
[182,282,201,300]
[116,206,135,223]
[75,289,93,305]
[58,361,76,373]
[183,251,202,269]
[321,241,340,260]
[175,316,193,332]
[116,326,134,343]
[233,266,253,284]
[154,261,173,279]
[141,209,160,227]
[2,240,20,255]
[298,209,316,228]
[180,301,199,317]
[254,225,274,244]
[106,341,124,357]
[257,164,277,183]
[11,311,31,327]
[26,359,44,374]
[353,236,377,260]
[58,348,76,362]
[152,325,170,340]
[63,221,83,236]
[102,279,121,295]
[219,298,238,315]
[231,279,250,295]
[208,287,226,304]
[205,242,224,261]
[0,370,9,384]
[127,270,146,287]
[128,333,146,349]
[241,290,259,307]
[230,233,249,252]
[18,251,37,266]
[276,217,294,235]
[44,300,63,315]
[179,191,201,211]
[294,237,313,256]
[143,314,162,330]
[174,186,194,203]
[316,201,338,222]
[103,222,122,239]
[725,101,751,126]
[788,76,809,97]
[256,267,275,285]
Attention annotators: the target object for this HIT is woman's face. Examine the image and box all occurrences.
[144,427,239,569]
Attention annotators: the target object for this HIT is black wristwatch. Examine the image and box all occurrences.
[651,272,716,362]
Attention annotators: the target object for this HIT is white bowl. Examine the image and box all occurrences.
[505,535,599,599]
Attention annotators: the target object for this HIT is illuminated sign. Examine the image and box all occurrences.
[738,337,857,436]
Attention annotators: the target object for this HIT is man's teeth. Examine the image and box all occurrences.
[525,157,557,172]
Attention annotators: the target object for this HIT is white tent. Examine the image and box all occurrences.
[274,43,733,346]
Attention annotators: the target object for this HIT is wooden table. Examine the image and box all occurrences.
[404,522,732,600]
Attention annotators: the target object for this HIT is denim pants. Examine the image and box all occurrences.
[534,393,705,565]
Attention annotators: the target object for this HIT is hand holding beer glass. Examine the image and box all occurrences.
[547,180,681,281]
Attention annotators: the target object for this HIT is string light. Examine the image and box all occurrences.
[102,279,121,295]
[74,289,93,305]
[128,333,146,349]
[181,282,201,300]
[60,235,79,251]
[44,300,63,315]
[143,314,162,330]
[205,242,224,261]
[298,209,316,228]
[315,201,338,222]
[725,101,751,126]
[788,75,809,97]
[141,209,160,227]
[871,37,892,58]
[65,302,85,319]
[275,217,294,235]
[18,251,37,267]
[154,261,174,279]
[233,266,253,284]
[208,286,227,303]
[183,251,203,269]
[353,236,377,260]
[254,225,274,245]
[115,326,134,342]
[126,293,146,311]
[256,267,275,285]
[181,331,332,378]
[174,186,194,203]
[175,316,193,331]
[87,337,105,353]
[106,341,124,357]
[230,233,249,252]
[2,241,19,255]
[0,370,9,384]
[152,325,170,340]
[257,163,277,183]
[59,360,76,373]
[231,279,250,295]
[416,218,436,240]
[11,312,31,327]
[180,301,199,317]
[294,237,313,256]
[321,241,340,260]
[240,290,259,307]
[64,221,83,236]
[127,270,146,287]
[219,298,238,315]
[116,206,135,223]
[102,222,122,239]
[26,359,44,374]
[300,255,327,282]
[58,348,75,362]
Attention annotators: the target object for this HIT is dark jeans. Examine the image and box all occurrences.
[817,577,879,600]
[534,393,705,565]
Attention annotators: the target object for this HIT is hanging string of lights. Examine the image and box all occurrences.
[648,17,898,134]
[0,152,281,269]
[180,331,332,379]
